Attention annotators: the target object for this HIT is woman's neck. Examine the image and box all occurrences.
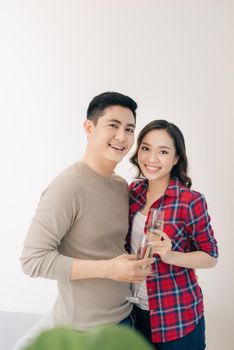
[147,176,171,196]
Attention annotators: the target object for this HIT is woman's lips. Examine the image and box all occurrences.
[144,164,161,173]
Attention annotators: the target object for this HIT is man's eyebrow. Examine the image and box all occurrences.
[127,123,136,128]
[107,119,136,128]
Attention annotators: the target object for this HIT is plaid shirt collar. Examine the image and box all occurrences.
[130,177,181,210]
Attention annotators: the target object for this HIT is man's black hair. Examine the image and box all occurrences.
[87,91,137,124]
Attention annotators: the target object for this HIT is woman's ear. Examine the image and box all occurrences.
[173,155,179,166]
[83,119,94,138]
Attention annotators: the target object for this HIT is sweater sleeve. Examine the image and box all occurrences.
[20,176,78,281]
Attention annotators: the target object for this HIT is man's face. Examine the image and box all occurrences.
[85,105,136,166]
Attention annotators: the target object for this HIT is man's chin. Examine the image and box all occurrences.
[106,153,126,165]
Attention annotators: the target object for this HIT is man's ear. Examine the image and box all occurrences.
[83,119,94,138]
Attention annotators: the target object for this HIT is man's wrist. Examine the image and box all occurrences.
[99,259,111,279]
[71,258,111,280]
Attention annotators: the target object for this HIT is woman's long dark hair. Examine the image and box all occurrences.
[130,120,192,188]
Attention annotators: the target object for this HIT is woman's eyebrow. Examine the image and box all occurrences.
[141,142,171,150]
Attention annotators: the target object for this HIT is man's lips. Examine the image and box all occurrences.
[109,144,125,151]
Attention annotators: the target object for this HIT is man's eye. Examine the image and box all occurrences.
[109,123,118,128]
[126,128,135,133]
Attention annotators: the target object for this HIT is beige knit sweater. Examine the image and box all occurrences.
[20,161,132,330]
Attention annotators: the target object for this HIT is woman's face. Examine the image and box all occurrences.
[137,129,178,182]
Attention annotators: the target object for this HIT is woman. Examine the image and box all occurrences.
[128,120,218,350]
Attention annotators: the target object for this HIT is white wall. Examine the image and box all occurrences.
[0,1,233,348]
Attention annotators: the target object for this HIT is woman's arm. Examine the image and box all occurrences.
[150,230,218,269]
[161,248,218,269]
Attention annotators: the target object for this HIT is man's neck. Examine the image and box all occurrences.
[82,154,116,177]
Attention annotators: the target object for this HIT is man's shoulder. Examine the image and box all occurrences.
[51,162,80,184]
[112,173,128,187]
[42,162,83,198]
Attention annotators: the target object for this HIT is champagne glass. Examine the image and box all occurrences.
[126,209,165,304]
[147,208,164,275]
[147,208,164,242]
[126,235,150,304]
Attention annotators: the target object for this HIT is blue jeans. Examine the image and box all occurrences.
[118,312,135,328]
[133,305,206,350]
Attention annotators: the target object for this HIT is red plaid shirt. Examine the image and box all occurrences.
[128,177,218,343]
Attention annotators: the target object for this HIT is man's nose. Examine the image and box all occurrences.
[114,128,126,142]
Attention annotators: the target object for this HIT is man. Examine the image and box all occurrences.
[16,92,153,349]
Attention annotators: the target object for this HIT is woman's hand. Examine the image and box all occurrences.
[148,230,173,263]
[148,231,218,268]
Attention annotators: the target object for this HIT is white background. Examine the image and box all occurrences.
[0,1,233,349]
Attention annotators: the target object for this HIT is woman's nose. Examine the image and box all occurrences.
[148,151,159,162]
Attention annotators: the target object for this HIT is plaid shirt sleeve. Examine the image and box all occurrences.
[186,192,218,258]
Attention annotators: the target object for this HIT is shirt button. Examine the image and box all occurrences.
[150,309,155,314]
[148,288,152,293]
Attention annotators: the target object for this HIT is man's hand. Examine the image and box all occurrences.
[103,254,155,283]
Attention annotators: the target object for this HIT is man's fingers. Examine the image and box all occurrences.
[132,269,151,280]
[127,254,137,260]
[135,257,155,267]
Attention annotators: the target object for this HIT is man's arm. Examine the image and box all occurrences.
[21,175,154,283]
[70,254,155,283]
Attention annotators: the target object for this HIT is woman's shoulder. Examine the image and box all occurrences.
[129,178,147,192]
[176,180,205,204]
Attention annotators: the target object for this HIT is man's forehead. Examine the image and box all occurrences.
[104,105,134,116]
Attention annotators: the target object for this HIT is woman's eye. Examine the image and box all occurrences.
[160,150,169,154]
[141,146,149,151]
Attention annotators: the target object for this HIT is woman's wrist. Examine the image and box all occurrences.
[160,250,175,264]
[160,251,218,269]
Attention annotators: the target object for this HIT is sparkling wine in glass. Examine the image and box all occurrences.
[146,208,164,276]
[147,208,164,243]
